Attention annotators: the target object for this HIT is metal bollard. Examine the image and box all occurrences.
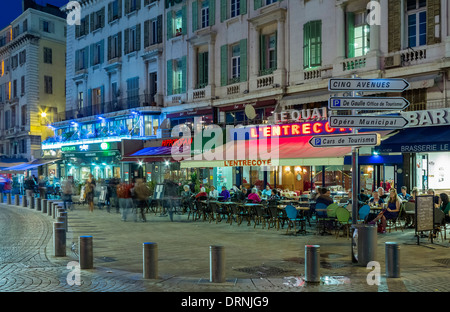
[143,242,158,279]
[305,245,321,283]
[79,236,94,269]
[14,194,19,206]
[53,222,66,257]
[210,245,225,283]
[52,203,59,219]
[0,192,3,203]
[35,198,41,211]
[47,201,53,216]
[60,211,68,232]
[29,196,35,209]
[22,196,27,208]
[7,193,11,205]
[385,242,400,278]
[42,199,48,213]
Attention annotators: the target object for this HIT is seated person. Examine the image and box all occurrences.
[369,188,401,233]
[269,189,280,200]
[261,185,272,198]
[438,193,450,223]
[369,191,384,206]
[247,188,261,203]
[208,185,219,200]
[377,187,388,200]
[316,187,333,206]
[181,185,194,210]
[408,189,418,202]
[427,189,440,207]
[358,188,370,203]
[399,186,411,201]
[195,187,208,200]
[237,187,248,202]
[219,186,230,202]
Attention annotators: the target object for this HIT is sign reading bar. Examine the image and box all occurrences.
[328,78,410,92]
[329,97,410,111]
[329,115,408,129]
[309,133,380,148]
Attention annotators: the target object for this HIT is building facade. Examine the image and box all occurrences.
[0,2,66,165]
[51,0,450,192]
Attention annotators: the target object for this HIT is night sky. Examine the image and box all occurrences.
[1,0,69,30]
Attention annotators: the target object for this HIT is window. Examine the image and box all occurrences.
[231,44,240,82]
[201,0,210,28]
[230,0,240,18]
[23,19,28,32]
[167,56,186,95]
[21,105,26,126]
[92,41,104,65]
[93,8,105,31]
[11,55,18,69]
[44,76,53,94]
[173,59,183,94]
[13,80,17,98]
[108,32,121,60]
[75,47,88,70]
[303,20,322,69]
[75,16,90,38]
[44,47,52,64]
[260,33,276,75]
[254,0,277,10]
[347,12,370,58]
[43,21,49,32]
[168,7,187,39]
[109,0,121,22]
[407,0,427,47]
[19,50,26,65]
[144,16,162,47]
[175,10,183,36]
[92,88,102,106]
[125,25,140,54]
[125,0,140,14]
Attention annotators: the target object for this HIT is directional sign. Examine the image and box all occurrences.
[309,133,381,148]
[328,78,410,92]
[329,97,410,111]
[329,115,409,129]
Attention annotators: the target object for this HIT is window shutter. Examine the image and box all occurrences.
[118,31,122,57]
[100,85,105,106]
[125,0,130,14]
[108,2,112,23]
[346,12,355,59]
[240,38,247,82]
[182,6,187,35]
[387,0,401,52]
[88,88,92,106]
[157,15,162,43]
[100,39,105,63]
[84,46,89,68]
[136,0,141,10]
[108,36,112,60]
[220,0,227,22]
[167,60,173,95]
[181,55,187,93]
[427,0,441,45]
[220,44,228,86]
[90,44,95,66]
[192,1,198,32]
[254,0,262,10]
[303,22,310,69]
[124,28,129,54]
[118,0,123,17]
[101,7,106,28]
[75,50,79,70]
[136,23,141,51]
[144,20,150,48]
[312,20,321,67]
[241,0,247,15]
[210,0,215,26]
[198,52,204,85]
[167,11,173,40]
[90,13,95,32]
[260,34,266,71]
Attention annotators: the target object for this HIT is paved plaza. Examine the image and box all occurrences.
[0,197,449,297]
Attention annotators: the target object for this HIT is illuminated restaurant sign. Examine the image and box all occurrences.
[162,137,193,147]
[272,107,327,123]
[223,159,272,167]
[246,121,350,139]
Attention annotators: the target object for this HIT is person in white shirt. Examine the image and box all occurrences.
[209,185,219,200]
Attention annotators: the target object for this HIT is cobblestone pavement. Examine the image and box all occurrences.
[1,198,450,294]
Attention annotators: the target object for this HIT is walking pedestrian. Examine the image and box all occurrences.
[117,181,136,222]
[134,179,150,222]
[85,174,96,213]
[24,176,36,202]
[62,176,75,210]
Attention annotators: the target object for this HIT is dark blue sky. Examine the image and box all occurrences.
[1,0,69,30]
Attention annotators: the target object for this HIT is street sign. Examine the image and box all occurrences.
[328,78,410,92]
[309,133,381,148]
[329,97,410,111]
[329,115,409,129]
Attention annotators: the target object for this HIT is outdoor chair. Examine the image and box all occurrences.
[358,204,370,223]
[387,204,404,233]
[335,207,351,239]
[253,205,270,229]
[268,206,281,230]
[285,205,306,235]
[431,209,446,242]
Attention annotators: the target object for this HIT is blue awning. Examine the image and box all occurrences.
[344,155,403,165]
[375,125,450,153]
[130,146,173,157]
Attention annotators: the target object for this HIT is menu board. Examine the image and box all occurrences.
[415,195,435,232]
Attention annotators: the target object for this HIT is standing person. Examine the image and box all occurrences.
[134,179,150,222]
[108,178,119,213]
[62,176,75,211]
[24,176,36,201]
[38,176,47,199]
[85,174,96,213]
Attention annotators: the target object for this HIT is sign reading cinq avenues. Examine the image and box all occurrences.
[328,78,410,92]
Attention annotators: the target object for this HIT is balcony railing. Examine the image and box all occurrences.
[57,94,159,122]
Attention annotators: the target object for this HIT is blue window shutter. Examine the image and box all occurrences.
[100,39,105,63]
[167,11,173,40]
[181,55,187,93]
[210,0,215,26]
[240,39,247,82]
[192,1,198,32]
[167,60,173,96]
[182,6,187,35]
